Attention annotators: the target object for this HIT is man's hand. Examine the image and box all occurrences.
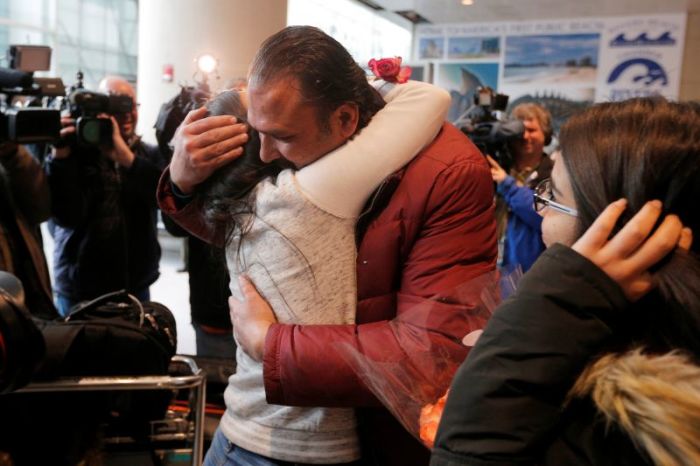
[572,199,693,301]
[229,276,278,362]
[103,115,135,168]
[170,106,249,194]
[51,116,77,159]
[486,154,507,184]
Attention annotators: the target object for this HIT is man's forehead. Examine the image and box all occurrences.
[248,79,313,129]
[100,76,132,90]
[249,77,303,106]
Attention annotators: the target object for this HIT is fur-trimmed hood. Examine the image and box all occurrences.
[570,349,700,466]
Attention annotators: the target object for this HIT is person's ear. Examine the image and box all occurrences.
[332,102,359,138]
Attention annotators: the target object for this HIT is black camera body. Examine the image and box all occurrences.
[0,106,61,144]
[68,89,133,147]
[457,87,524,172]
[0,45,62,144]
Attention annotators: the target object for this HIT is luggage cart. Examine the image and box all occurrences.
[17,355,206,466]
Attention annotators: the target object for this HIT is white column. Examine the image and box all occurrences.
[136,0,288,143]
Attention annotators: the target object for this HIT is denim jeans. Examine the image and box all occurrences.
[193,323,237,359]
[203,428,364,466]
[204,428,277,466]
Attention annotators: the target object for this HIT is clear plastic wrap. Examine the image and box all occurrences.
[337,268,522,448]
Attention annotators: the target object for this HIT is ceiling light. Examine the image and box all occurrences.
[196,54,218,74]
[462,0,474,5]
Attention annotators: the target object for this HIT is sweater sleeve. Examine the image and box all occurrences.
[497,176,543,230]
[295,80,450,218]
[430,244,629,466]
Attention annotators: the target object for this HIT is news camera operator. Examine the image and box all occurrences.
[487,103,553,273]
[46,76,165,316]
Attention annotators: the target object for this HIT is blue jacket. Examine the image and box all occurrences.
[496,155,552,272]
[46,139,165,301]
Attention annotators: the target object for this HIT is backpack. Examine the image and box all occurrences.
[34,290,177,379]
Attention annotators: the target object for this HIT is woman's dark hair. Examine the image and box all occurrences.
[249,25,385,132]
[198,90,284,248]
[559,97,700,353]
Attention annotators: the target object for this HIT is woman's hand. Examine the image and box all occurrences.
[572,199,693,301]
[229,276,278,362]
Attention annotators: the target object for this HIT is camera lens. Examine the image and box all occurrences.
[81,119,102,145]
[77,117,113,146]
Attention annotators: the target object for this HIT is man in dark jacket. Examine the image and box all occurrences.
[158,26,497,466]
[0,142,57,319]
[46,76,165,315]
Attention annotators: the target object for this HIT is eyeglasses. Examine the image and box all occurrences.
[533,178,578,217]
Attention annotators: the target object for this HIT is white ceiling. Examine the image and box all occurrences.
[369,0,700,24]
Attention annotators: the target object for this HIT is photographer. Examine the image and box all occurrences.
[46,76,165,315]
[487,103,553,273]
[0,142,57,319]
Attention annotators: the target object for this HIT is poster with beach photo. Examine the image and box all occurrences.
[503,33,600,86]
[447,36,500,59]
[418,37,445,59]
[434,62,499,123]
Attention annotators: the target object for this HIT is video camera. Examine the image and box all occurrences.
[0,45,63,144]
[66,72,134,146]
[456,87,524,172]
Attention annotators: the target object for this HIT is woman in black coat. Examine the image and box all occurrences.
[431,97,700,466]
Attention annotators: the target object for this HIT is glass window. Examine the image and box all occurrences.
[288,0,412,66]
[0,26,9,64]
[0,0,139,88]
[8,0,49,29]
[59,12,80,41]
[81,14,106,46]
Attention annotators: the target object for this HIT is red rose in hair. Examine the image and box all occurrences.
[368,56,412,84]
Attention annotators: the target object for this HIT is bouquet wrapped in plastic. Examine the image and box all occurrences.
[337,269,521,448]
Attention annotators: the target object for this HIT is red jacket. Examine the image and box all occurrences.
[157,123,497,465]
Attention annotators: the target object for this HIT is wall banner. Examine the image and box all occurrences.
[595,15,686,101]
[414,14,686,127]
